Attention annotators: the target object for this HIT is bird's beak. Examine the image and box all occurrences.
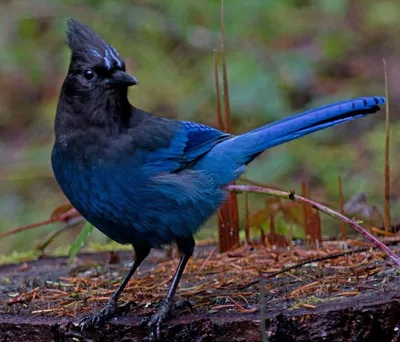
[109,70,138,87]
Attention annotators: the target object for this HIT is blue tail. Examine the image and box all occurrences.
[231,96,384,164]
[196,96,385,186]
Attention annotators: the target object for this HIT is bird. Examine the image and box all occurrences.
[51,18,385,339]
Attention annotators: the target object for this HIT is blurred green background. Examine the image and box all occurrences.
[0,0,399,256]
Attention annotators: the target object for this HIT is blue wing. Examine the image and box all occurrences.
[180,121,232,165]
[141,120,231,172]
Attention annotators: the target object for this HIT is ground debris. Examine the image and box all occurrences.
[0,243,399,341]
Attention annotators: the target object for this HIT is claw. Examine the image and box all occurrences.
[78,315,101,330]
[174,299,194,311]
[148,302,172,341]
[146,299,195,340]
[78,299,118,330]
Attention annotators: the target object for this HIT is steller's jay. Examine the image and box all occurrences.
[52,19,385,339]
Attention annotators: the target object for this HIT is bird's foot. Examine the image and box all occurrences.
[147,299,194,341]
[174,299,194,311]
[79,299,128,329]
[148,301,173,341]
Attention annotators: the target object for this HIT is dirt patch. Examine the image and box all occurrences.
[0,244,399,341]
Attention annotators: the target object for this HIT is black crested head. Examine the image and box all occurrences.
[66,18,125,72]
[57,19,138,130]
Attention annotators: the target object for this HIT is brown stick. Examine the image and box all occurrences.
[338,175,346,240]
[213,50,224,131]
[226,184,400,266]
[0,209,80,239]
[383,58,391,232]
[220,0,231,133]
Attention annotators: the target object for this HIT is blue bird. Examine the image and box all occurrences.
[51,19,385,339]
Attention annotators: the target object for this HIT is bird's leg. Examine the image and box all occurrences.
[148,236,195,341]
[79,246,150,329]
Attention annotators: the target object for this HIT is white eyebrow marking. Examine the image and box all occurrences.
[104,48,112,69]
[111,46,119,57]
[88,45,123,70]
[89,48,102,58]
[106,45,123,68]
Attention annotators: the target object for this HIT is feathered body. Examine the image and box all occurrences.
[53,95,384,249]
[53,107,227,247]
[52,19,385,334]
[52,20,384,250]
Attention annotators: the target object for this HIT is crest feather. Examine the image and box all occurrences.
[66,18,123,70]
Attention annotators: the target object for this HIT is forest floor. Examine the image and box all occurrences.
[0,242,399,342]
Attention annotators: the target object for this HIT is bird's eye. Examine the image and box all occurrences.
[83,70,94,80]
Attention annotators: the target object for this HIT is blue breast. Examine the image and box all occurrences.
[51,144,227,248]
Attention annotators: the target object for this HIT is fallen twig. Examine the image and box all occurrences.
[226,185,400,266]
[0,209,81,239]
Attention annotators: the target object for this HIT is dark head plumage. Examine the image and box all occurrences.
[67,18,124,71]
[56,19,138,130]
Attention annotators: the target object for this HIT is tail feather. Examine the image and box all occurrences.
[233,96,385,164]
[193,96,385,187]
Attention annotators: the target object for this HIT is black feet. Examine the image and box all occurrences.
[174,299,194,311]
[148,301,172,341]
[147,299,194,341]
[78,299,120,329]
